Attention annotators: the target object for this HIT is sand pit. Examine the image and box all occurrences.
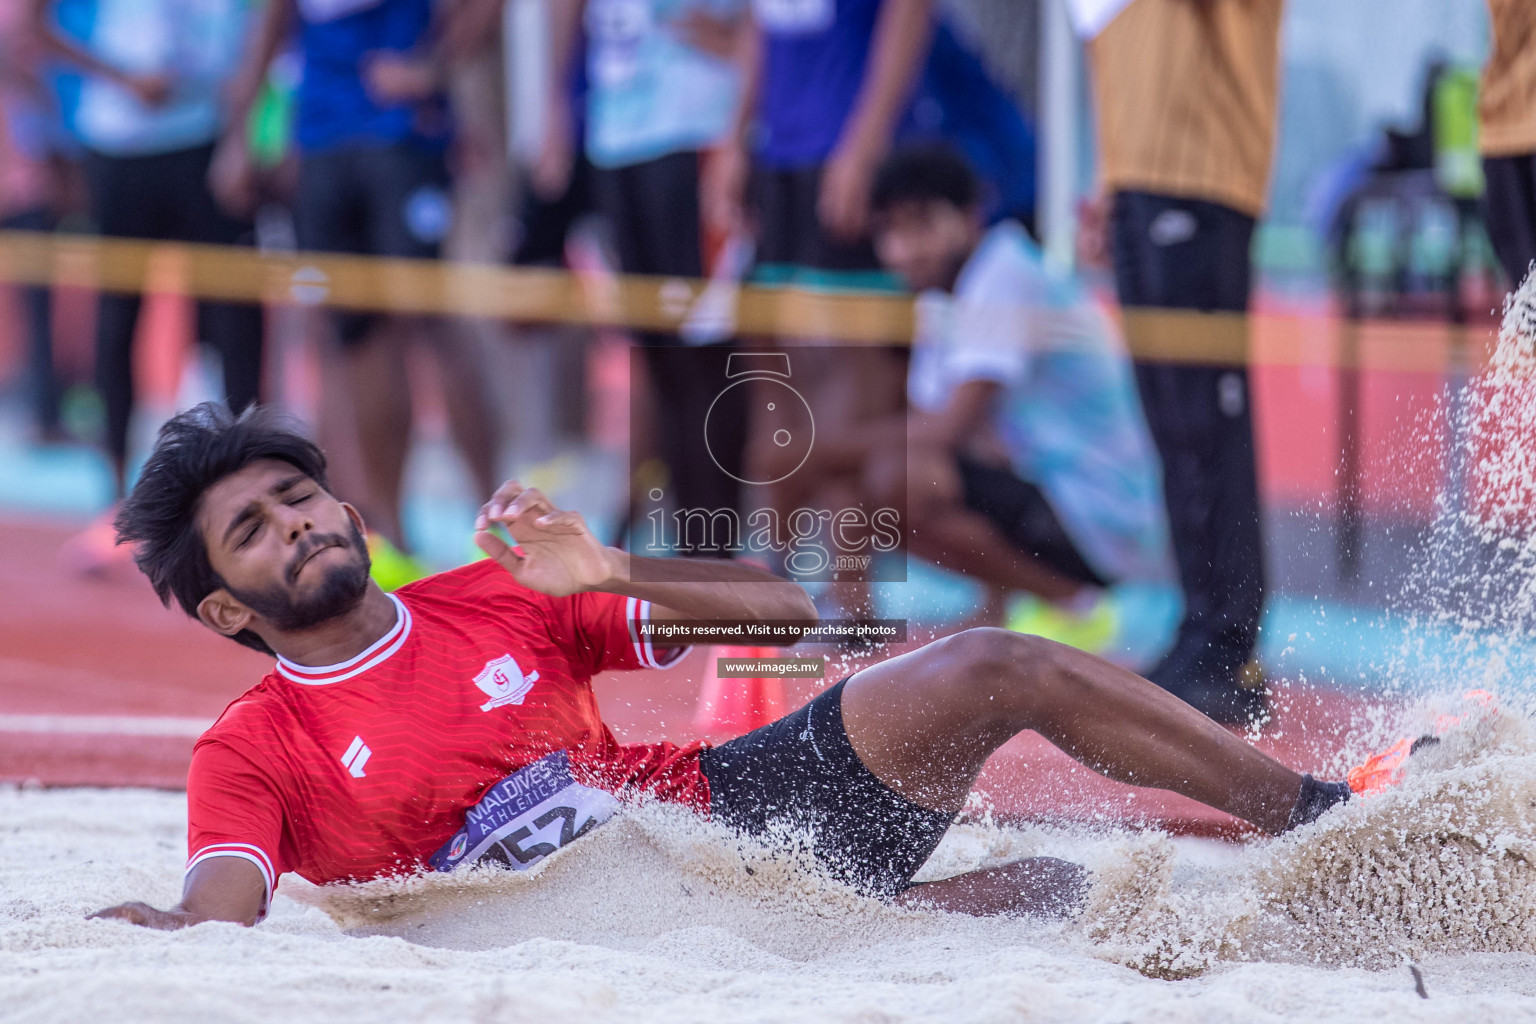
[4,691,1535,1024]
[12,279,1536,1024]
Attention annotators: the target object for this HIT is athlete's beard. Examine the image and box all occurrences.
[228,521,373,632]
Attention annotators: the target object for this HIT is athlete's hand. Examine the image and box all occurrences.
[673,8,743,60]
[530,97,575,202]
[208,133,258,219]
[818,136,881,242]
[1076,192,1111,271]
[91,857,265,929]
[363,51,441,105]
[119,71,175,108]
[702,138,749,236]
[89,901,196,930]
[475,482,617,597]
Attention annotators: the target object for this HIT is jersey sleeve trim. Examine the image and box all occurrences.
[186,843,275,912]
[625,597,688,669]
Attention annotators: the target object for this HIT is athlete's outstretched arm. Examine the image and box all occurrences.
[89,857,267,930]
[474,482,816,633]
[601,550,818,631]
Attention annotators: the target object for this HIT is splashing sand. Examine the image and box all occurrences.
[4,709,1535,1024]
[1047,272,1536,986]
[1078,694,1536,978]
[11,278,1536,1023]
[285,688,1532,979]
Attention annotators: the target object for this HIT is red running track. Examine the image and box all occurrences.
[0,516,1373,837]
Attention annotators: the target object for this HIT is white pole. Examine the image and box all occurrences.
[508,0,549,163]
[1038,0,1081,270]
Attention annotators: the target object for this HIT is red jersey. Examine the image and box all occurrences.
[185,559,698,905]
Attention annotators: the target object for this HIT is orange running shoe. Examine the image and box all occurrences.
[1347,735,1433,795]
[1346,690,1498,795]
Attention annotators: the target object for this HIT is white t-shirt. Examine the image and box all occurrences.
[909,221,1172,583]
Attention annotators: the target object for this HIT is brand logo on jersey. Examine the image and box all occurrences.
[474,654,539,712]
[340,735,371,778]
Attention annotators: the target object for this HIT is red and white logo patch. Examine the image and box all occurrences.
[473,653,538,712]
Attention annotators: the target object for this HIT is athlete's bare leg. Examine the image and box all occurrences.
[840,628,1306,914]
[898,448,1082,602]
[426,318,500,499]
[344,318,413,550]
[907,506,1083,601]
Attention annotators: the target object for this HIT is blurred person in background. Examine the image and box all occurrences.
[218,0,504,589]
[1479,0,1536,290]
[499,21,600,468]
[0,4,67,444]
[508,5,595,272]
[704,0,931,605]
[858,147,1170,651]
[898,18,1037,236]
[537,0,750,526]
[1082,0,1283,723]
[705,0,933,280]
[26,0,265,571]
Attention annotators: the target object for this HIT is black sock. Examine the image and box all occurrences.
[1286,774,1352,830]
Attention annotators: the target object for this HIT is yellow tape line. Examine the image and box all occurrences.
[0,230,1505,372]
[0,230,913,343]
[1119,308,1249,364]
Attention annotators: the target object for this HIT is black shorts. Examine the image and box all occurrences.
[699,678,954,898]
[1483,151,1536,288]
[294,141,451,344]
[511,153,595,267]
[749,164,891,288]
[957,455,1109,589]
[591,150,703,279]
[592,151,705,349]
[84,143,254,247]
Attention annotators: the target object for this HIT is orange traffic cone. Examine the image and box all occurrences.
[694,645,786,738]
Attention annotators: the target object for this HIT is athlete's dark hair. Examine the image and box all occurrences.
[871,145,982,215]
[115,402,330,654]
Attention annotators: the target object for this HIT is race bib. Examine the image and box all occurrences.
[429,751,619,873]
[752,0,833,34]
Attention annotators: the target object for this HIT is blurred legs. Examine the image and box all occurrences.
[342,320,413,549]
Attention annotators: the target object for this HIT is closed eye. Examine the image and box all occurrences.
[236,521,262,549]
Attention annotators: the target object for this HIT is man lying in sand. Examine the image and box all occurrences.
[91,403,1355,929]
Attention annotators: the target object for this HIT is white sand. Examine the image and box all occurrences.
[11,265,1536,1024]
[4,690,1535,1024]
